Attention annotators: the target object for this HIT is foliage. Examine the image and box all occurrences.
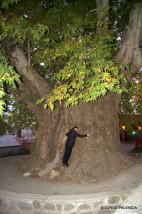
[6,96,38,132]
[119,71,142,130]
[0,53,20,115]
[110,0,142,36]
[0,0,20,9]
[0,116,11,135]
[120,74,142,115]
[47,31,126,109]
[0,0,135,112]
[120,114,142,132]
[0,18,49,45]
[0,92,37,135]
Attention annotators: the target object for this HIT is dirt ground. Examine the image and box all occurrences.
[0,154,142,195]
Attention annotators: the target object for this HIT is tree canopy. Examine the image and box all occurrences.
[0,0,141,114]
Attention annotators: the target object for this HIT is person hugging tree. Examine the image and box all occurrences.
[63,126,89,167]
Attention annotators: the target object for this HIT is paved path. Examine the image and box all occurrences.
[0,155,142,195]
[0,154,142,213]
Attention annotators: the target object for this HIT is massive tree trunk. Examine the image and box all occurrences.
[52,94,133,182]
[11,2,142,182]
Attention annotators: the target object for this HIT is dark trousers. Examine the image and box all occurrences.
[63,143,73,166]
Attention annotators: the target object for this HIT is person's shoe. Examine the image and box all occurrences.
[66,163,69,167]
[63,163,69,168]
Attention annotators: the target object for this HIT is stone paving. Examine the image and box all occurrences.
[0,189,134,214]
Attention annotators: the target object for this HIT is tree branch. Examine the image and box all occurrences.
[11,47,50,98]
[96,0,109,33]
[115,3,142,79]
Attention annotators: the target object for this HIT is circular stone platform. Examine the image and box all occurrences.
[0,189,131,214]
[0,156,142,214]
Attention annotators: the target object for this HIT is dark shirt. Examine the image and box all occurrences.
[66,129,87,146]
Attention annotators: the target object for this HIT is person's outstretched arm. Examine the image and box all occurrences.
[76,132,88,138]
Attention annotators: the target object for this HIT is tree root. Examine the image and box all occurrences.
[37,147,65,180]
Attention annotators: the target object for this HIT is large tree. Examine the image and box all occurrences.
[0,0,142,182]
